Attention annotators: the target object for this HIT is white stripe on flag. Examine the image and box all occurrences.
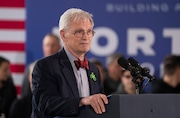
[12,73,24,86]
[0,51,25,64]
[0,8,25,21]
[0,29,25,42]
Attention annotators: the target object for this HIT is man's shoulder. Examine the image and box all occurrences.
[150,78,174,93]
[33,53,60,71]
[37,50,66,64]
[36,53,58,64]
[151,79,166,86]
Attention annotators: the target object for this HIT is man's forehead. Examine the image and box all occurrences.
[69,18,92,26]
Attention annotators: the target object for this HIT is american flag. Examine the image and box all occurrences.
[0,0,26,95]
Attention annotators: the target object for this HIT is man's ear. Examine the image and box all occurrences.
[60,30,66,42]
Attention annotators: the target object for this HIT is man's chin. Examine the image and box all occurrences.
[81,47,90,52]
[79,49,89,54]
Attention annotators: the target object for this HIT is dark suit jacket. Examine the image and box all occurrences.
[31,49,103,118]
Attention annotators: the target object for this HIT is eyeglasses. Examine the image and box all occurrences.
[73,29,95,38]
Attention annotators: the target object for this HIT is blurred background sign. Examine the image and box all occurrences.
[26,0,180,78]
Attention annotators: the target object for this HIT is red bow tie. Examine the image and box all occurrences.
[74,58,89,70]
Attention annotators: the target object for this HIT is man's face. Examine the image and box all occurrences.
[43,36,61,57]
[61,19,93,55]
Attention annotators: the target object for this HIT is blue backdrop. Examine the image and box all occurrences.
[26,0,180,78]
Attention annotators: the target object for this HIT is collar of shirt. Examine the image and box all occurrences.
[64,47,87,70]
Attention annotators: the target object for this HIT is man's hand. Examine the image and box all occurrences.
[79,94,108,114]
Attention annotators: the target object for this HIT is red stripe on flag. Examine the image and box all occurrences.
[0,0,25,7]
[0,20,25,29]
[10,64,25,73]
[16,86,22,95]
[0,42,25,51]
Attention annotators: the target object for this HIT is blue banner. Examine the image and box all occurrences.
[26,0,180,78]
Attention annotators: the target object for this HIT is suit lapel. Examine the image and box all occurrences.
[87,62,98,95]
[58,49,79,98]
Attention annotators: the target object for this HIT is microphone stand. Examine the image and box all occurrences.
[135,81,140,94]
[131,68,144,94]
[132,76,143,94]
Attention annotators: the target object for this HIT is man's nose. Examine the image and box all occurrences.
[82,32,89,40]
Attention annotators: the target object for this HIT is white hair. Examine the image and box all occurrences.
[59,8,94,31]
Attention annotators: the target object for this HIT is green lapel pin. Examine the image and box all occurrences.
[90,72,96,81]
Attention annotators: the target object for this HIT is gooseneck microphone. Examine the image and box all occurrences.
[128,57,155,81]
[117,57,143,81]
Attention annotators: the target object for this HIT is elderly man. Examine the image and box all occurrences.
[31,8,108,118]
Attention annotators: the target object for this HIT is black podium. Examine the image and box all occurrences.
[61,94,180,118]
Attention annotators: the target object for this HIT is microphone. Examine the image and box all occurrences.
[117,57,143,81]
[128,57,155,81]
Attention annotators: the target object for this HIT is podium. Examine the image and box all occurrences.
[62,94,180,118]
